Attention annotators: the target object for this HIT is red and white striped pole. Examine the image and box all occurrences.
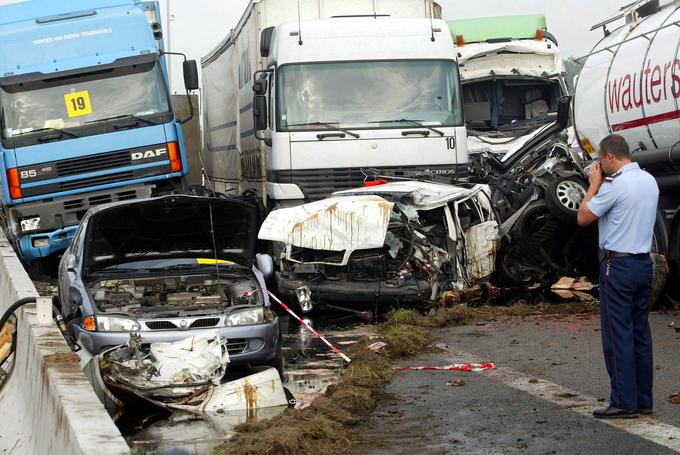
[266,290,352,364]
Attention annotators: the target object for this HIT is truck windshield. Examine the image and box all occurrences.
[278,60,463,131]
[0,61,171,146]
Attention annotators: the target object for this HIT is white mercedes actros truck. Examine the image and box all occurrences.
[201,0,466,208]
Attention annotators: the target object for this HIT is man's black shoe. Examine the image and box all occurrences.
[639,408,653,415]
[593,406,638,419]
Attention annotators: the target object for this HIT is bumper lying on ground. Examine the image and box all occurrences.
[276,272,431,304]
[74,319,280,365]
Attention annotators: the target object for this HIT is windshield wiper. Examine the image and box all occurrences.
[26,127,79,140]
[287,122,360,139]
[86,114,157,127]
[370,119,445,137]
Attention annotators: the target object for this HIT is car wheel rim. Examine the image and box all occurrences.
[556,181,586,212]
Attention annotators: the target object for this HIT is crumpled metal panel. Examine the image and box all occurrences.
[258,196,394,265]
[464,220,499,280]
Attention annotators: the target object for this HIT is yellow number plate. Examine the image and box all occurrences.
[64,90,93,118]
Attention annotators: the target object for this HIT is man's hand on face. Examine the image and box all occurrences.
[589,160,604,190]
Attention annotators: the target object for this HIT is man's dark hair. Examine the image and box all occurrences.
[599,134,631,160]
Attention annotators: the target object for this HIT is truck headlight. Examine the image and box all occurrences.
[21,217,41,233]
[85,315,141,332]
[225,307,274,326]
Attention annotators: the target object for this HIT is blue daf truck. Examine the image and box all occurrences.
[0,0,197,271]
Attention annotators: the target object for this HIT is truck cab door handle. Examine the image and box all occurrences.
[402,130,430,137]
[317,133,346,140]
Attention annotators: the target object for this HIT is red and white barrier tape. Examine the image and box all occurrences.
[265,290,352,364]
[398,363,495,372]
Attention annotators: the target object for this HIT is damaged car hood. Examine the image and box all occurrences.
[83,195,259,274]
[259,195,394,265]
[259,182,491,267]
[334,181,488,210]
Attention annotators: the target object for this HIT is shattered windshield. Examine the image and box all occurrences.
[278,60,463,131]
[463,79,562,136]
[0,60,171,147]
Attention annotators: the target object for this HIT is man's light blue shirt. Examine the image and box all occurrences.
[586,162,659,253]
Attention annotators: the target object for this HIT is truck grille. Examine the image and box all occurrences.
[56,150,132,177]
[271,164,468,201]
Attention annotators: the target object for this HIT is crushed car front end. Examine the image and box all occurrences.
[59,195,281,366]
[259,181,500,311]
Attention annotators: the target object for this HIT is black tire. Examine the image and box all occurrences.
[545,177,588,224]
[517,199,550,238]
[494,248,535,286]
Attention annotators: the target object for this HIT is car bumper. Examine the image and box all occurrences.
[276,272,431,303]
[74,318,280,365]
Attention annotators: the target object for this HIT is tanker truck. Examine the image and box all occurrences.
[574,0,680,265]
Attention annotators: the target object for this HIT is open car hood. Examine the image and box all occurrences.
[83,196,259,275]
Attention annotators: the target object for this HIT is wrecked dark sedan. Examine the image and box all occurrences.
[57,195,282,371]
[259,181,500,312]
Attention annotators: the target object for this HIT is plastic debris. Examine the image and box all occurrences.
[95,331,287,415]
[398,363,496,372]
[367,342,388,353]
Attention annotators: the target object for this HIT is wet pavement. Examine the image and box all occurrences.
[119,313,374,454]
[355,311,680,454]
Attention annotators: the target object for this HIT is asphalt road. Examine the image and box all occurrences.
[356,311,680,454]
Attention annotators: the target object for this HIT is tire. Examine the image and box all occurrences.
[545,176,588,224]
[517,199,550,238]
[494,248,535,286]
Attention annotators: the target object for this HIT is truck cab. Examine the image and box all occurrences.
[449,15,568,162]
[201,1,466,210]
[0,0,196,268]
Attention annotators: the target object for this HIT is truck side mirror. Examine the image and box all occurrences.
[183,60,199,91]
[253,78,267,96]
[556,95,572,130]
[253,95,268,132]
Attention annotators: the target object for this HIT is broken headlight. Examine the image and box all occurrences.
[225,307,274,326]
[85,315,141,332]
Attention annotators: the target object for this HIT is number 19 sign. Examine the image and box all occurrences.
[64,90,93,118]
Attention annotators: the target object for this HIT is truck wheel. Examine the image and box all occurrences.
[545,177,587,224]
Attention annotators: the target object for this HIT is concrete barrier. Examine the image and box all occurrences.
[0,231,129,455]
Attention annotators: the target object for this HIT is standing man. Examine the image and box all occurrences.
[577,134,659,419]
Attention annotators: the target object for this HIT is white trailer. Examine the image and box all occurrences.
[573,0,680,260]
[201,0,467,208]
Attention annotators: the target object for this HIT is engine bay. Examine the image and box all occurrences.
[88,273,261,318]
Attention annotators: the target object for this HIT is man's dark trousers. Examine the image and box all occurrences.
[599,255,654,412]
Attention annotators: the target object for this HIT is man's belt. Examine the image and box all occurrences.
[599,250,650,261]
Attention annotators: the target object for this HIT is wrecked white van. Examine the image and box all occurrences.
[259,180,500,311]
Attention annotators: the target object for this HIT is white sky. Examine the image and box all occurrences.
[159,0,625,93]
